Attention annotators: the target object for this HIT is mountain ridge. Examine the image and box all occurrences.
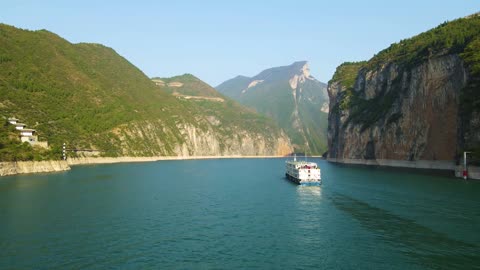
[217,61,329,154]
[0,23,293,160]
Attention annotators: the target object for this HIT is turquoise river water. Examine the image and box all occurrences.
[0,158,479,269]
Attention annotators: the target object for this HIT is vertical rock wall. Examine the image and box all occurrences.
[328,55,470,163]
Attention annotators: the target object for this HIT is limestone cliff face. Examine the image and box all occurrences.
[173,123,292,156]
[0,161,70,176]
[110,119,292,157]
[328,54,471,162]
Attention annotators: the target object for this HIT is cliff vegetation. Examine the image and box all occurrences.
[217,61,329,154]
[328,14,480,164]
[0,24,292,160]
[0,119,60,161]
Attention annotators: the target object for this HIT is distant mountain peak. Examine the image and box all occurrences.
[288,61,316,90]
[216,61,329,154]
[291,61,310,74]
[300,62,311,77]
[291,60,308,66]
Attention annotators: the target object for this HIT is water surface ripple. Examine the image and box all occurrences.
[0,159,479,269]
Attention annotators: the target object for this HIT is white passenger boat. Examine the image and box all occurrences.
[285,155,321,185]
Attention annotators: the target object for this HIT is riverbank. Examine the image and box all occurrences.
[327,158,480,180]
[0,155,286,177]
[0,160,70,176]
[5,156,477,180]
[67,155,286,166]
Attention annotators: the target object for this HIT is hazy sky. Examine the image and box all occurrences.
[2,1,479,86]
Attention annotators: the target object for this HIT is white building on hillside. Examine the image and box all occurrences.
[6,117,49,149]
[20,129,36,137]
[15,123,26,130]
[8,118,19,125]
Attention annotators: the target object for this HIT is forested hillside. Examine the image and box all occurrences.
[0,24,292,160]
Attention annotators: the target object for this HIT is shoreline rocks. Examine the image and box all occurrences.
[0,160,70,177]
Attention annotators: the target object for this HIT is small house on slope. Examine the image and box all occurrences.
[6,117,49,149]
[19,128,49,148]
[20,129,36,138]
[14,123,26,130]
[8,118,19,125]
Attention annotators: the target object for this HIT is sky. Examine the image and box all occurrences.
[1,1,479,86]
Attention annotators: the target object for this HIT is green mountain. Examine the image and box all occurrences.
[152,74,222,97]
[327,14,480,164]
[0,23,292,160]
[216,61,329,154]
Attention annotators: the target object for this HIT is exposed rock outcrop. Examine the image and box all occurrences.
[217,61,329,154]
[289,63,315,90]
[111,120,292,157]
[328,55,468,163]
[327,15,480,172]
[0,160,70,176]
[247,80,264,89]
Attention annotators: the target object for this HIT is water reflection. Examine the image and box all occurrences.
[292,186,323,233]
[332,194,480,269]
[0,177,49,192]
[297,185,322,199]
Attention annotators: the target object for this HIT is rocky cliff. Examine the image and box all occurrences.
[217,61,329,154]
[0,160,70,176]
[328,15,480,165]
[110,120,292,157]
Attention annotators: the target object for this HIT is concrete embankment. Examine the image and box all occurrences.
[0,160,70,176]
[328,158,456,170]
[455,165,480,180]
[328,158,480,180]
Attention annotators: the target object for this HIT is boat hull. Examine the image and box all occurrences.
[285,173,321,186]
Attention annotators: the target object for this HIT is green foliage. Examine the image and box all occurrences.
[459,36,480,157]
[331,15,480,132]
[339,89,358,111]
[330,61,366,90]
[0,24,287,159]
[154,74,226,98]
[217,63,330,154]
[239,80,328,154]
[460,37,480,76]
[0,55,12,63]
[331,61,401,132]
[338,87,398,132]
[367,16,480,70]
[459,36,480,116]
[0,119,60,161]
[216,75,252,100]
